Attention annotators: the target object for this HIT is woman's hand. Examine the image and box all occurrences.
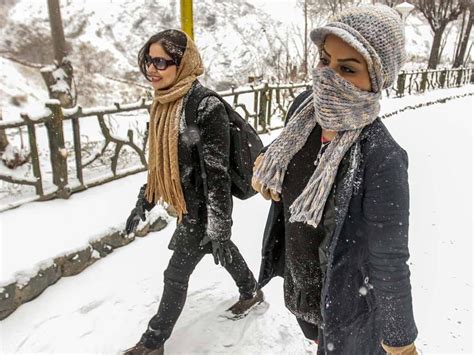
[381,342,418,355]
[252,154,280,201]
[125,184,155,235]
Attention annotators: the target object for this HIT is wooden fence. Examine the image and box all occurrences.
[0,67,472,210]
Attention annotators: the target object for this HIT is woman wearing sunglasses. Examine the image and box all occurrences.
[124,29,262,355]
[253,5,418,354]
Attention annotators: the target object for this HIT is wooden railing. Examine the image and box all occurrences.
[1,67,472,210]
[394,67,473,96]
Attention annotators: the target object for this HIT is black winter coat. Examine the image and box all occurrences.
[168,81,233,254]
[258,91,418,354]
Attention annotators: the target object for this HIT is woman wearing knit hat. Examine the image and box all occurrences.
[123,29,262,355]
[254,5,418,354]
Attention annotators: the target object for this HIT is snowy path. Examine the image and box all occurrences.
[1,194,317,354]
[1,89,473,354]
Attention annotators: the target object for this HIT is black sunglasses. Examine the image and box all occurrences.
[145,54,176,71]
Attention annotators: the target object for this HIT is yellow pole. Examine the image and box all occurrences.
[180,0,194,40]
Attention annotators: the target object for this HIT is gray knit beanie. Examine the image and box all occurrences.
[310,4,406,93]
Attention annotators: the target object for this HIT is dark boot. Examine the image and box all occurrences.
[226,289,264,318]
[123,341,164,355]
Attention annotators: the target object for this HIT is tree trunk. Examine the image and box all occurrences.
[428,26,446,69]
[438,25,452,64]
[47,0,67,64]
[464,42,473,66]
[303,0,308,77]
[453,9,467,62]
[453,9,473,67]
[40,59,75,108]
[43,0,75,108]
[0,114,8,154]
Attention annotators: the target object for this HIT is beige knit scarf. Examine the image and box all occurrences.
[145,33,204,222]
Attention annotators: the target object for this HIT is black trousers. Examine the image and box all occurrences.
[141,241,257,349]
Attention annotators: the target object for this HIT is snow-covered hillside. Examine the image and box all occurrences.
[1,0,289,111]
[1,0,471,119]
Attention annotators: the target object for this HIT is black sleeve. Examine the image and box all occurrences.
[197,96,233,242]
[362,149,418,347]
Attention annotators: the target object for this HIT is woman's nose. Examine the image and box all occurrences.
[328,61,338,71]
[147,63,156,73]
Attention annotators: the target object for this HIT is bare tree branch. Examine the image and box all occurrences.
[414,0,467,68]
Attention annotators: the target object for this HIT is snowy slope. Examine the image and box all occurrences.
[2,0,471,120]
[1,0,286,113]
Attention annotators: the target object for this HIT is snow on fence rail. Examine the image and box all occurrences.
[0,67,472,211]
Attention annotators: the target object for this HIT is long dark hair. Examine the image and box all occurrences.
[138,29,187,81]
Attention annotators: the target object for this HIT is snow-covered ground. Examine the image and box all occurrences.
[1,87,473,354]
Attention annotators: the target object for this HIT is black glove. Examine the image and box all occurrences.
[125,184,155,235]
[200,235,233,267]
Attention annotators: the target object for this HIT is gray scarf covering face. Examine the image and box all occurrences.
[253,67,381,228]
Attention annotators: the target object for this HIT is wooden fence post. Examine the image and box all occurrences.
[397,70,406,97]
[259,83,269,132]
[420,71,428,92]
[456,67,464,86]
[45,100,70,198]
[440,68,448,88]
[21,114,44,197]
